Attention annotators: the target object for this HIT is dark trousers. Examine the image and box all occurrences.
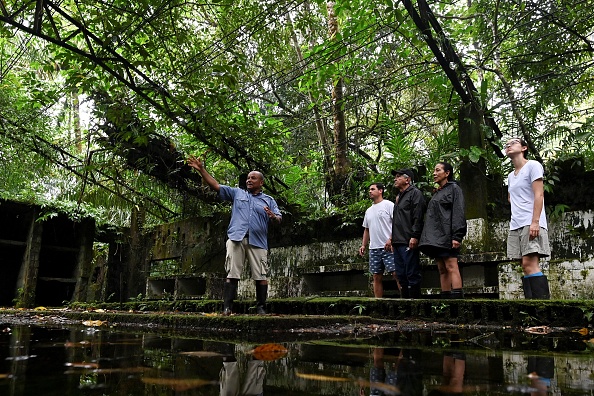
[393,244,422,288]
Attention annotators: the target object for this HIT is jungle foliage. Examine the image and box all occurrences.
[0,0,594,227]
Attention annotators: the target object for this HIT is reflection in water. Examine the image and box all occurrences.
[427,352,465,396]
[220,345,265,396]
[0,324,591,395]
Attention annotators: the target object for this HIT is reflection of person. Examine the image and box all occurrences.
[503,138,551,299]
[368,348,397,396]
[419,163,467,298]
[188,156,282,315]
[359,183,397,298]
[387,169,426,299]
[220,357,265,396]
[428,352,466,395]
[527,356,553,396]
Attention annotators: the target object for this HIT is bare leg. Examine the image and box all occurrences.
[436,258,450,291]
[373,274,384,298]
[444,257,462,289]
[522,253,541,275]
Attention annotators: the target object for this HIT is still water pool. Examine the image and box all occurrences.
[0,323,593,395]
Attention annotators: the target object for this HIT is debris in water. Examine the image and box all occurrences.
[251,343,288,361]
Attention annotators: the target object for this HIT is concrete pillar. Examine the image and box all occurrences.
[458,103,488,220]
[15,208,43,308]
[72,218,96,302]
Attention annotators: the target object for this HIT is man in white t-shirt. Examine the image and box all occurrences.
[359,183,398,297]
[504,137,551,299]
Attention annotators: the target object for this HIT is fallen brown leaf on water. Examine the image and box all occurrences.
[575,328,589,336]
[82,320,106,327]
[141,377,216,391]
[524,326,551,335]
[251,343,288,361]
[179,351,224,357]
[64,362,99,369]
[295,371,350,382]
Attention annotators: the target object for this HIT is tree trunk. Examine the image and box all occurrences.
[326,1,351,205]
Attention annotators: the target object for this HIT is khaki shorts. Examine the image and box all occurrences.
[225,238,269,280]
[507,225,551,259]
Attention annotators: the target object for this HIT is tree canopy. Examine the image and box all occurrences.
[1,0,593,226]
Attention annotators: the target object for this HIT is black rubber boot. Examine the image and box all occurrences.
[528,275,550,299]
[223,279,238,316]
[451,288,464,299]
[522,276,532,299]
[409,284,422,299]
[440,290,452,299]
[256,282,268,314]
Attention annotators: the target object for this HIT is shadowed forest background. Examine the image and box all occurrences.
[1,0,594,228]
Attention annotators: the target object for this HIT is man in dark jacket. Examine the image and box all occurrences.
[386,169,426,298]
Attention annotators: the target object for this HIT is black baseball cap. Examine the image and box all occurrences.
[391,169,414,181]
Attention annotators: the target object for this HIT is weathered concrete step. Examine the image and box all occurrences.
[67,297,594,328]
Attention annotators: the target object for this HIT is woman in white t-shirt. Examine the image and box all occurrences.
[504,137,551,299]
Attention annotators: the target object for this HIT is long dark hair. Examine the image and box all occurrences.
[437,162,454,181]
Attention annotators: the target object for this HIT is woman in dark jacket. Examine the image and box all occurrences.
[419,162,467,298]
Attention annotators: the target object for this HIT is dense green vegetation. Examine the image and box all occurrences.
[1,0,593,227]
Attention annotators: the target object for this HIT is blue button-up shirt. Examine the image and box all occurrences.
[218,185,281,250]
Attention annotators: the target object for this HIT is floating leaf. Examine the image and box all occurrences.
[524,326,551,334]
[64,362,99,369]
[251,343,288,361]
[574,328,589,336]
[295,371,349,382]
[82,320,106,327]
[34,306,47,311]
[179,351,223,357]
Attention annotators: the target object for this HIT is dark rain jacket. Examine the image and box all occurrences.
[419,181,467,251]
[391,185,426,245]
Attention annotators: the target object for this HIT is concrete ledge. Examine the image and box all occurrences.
[67,298,594,328]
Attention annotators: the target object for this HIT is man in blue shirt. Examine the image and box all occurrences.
[188,156,282,315]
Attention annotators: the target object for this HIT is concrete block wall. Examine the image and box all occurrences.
[142,209,594,300]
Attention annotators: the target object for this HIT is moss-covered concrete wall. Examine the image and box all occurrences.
[142,209,594,300]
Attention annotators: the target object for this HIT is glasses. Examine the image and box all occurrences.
[503,139,521,150]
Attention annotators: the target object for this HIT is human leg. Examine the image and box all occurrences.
[223,239,246,315]
[443,257,463,298]
[403,247,422,299]
[518,225,551,299]
[373,274,384,298]
[523,254,550,299]
[393,245,408,298]
[246,243,270,313]
[435,258,450,292]
[369,249,387,298]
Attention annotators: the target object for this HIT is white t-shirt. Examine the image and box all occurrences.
[508,160,548,230]
[362,199,394,249]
